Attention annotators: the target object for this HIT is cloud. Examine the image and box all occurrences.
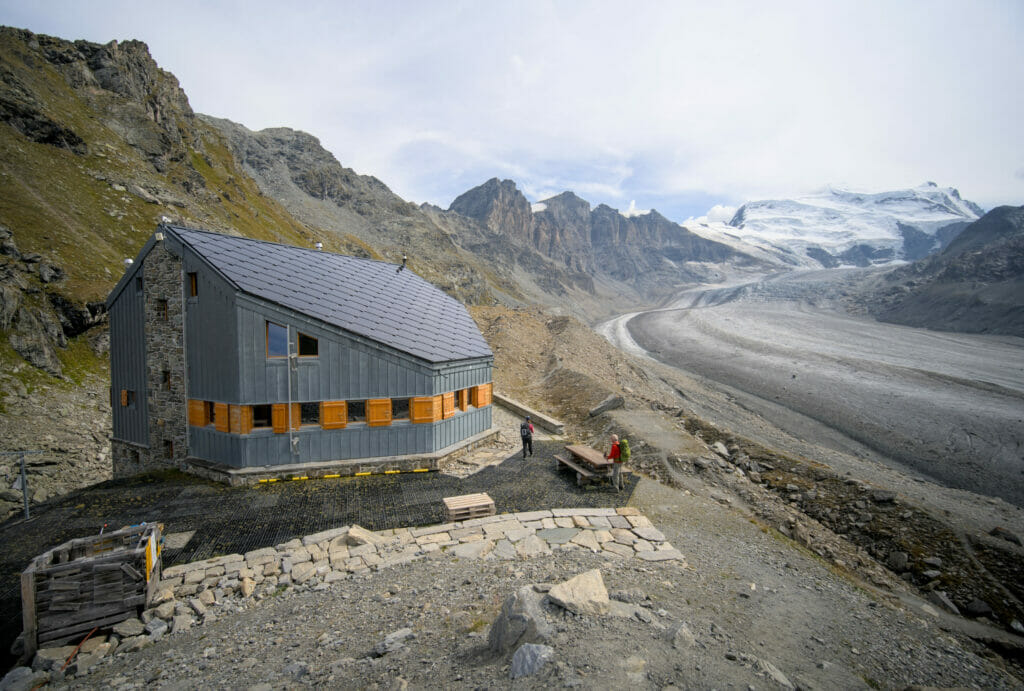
[620,200,650,218]
[5,1,1024,219]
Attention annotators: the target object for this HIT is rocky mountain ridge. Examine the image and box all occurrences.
[850,205,1024,336]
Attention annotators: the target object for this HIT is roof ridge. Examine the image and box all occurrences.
[168,225,403,269]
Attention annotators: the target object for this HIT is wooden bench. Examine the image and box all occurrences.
[554,454,598,487]
[443,493,495,522]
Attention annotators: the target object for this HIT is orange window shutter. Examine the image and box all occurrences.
[120,389,128,407]
[188,399,207,426]
[457,389,468,411]
[229,405,240,433]
[321,401,347,429]
[271,404,288,433]
[410,397,434,424]
[214,403,229,433]
[291,403,301,430]
[481,382,492,406]
[240,405,253,434]
[367,398,392,427]
[442,392,455,419]
[431,395,443,420]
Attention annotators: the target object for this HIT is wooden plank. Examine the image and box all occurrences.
[38,611,134,646]
[21,568,38,661]
[555,454,596,478]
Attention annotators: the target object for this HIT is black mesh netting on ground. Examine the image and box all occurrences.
[0,442,635,663]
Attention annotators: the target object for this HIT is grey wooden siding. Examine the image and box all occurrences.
[182,254,240,402]
[109,268,149,445]
[235,295,462,404]
[189,406,492,468]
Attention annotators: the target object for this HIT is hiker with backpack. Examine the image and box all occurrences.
[520,416,534,458]
[607,433,630,491]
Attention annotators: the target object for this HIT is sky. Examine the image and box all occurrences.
[2,0,1022,223]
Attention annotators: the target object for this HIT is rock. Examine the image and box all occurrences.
[990,526,1022,546]
[754,658,795,689]
[870,490,896,503]
[281,662,309,680]
[31,645,74,672]
[665,622,696,649]
[632,525,666,542]
[692,457,709,471]
[964,598,994,618]
[748,471,762,483]
[346,525,382,546]
[488,586,553,655]
[588,394,624,417]
[290,561,317,584]
[922,556,942,568]
[240,577,255,598]
[547,569,609,616]
[515,534,551,558]
[886,551,909,571]
[373,627,415,657]
[712,441,730,459]
[171,614,192,633]
[927,591,959,615]
[921,569,941,580]
[0,666,49,691]
[145,618,169,638]
[509,643,554,679]
[112,617,145,638]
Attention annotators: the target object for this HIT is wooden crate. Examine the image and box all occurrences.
[21,523,162,659]
[443,493,495,522]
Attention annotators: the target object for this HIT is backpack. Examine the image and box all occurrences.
[520,422,532,439]
[619,438,631,463]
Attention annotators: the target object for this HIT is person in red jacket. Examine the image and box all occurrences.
[606,434,622,491]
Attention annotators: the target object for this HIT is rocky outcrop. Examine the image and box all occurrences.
[854,205,1024,336]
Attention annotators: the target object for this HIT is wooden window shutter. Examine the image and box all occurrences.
[214,403,230,433]
[188,399,208,426]
[271,404,288,433]
[471,383,492,408]
[366,398,392,427]
[229,405,253,435]
[442,392,455,419]
[410,396,442,424]
[291,403,301,431]
[457,389,468,411]
[120,389,129,407]
[321,401,347,430]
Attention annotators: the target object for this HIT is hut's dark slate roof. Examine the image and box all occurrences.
[170,226,492,364]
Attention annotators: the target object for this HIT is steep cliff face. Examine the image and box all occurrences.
[450,178,754,296]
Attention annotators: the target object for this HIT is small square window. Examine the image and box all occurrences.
[392,398,409,420]
[157,298,168,321]
[162,370,171,390]
[267,322,288,358]
[300,402,319,426]
[253,404,272,428]
[298,332,318,357]
[347,400,366,423]
[187,272,198,297]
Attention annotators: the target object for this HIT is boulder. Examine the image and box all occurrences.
[964,598,994,618]
[373,628,415,657]
[588,395,624,417]
[0,666,50,691]
[112,617,144,638]
[927,591,959,615]
[346,525,382,546]
[509,643,554,679]
[488,586,553,655]
[547,569,609,616]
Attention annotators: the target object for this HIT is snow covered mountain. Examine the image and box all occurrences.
[712,183,984,268]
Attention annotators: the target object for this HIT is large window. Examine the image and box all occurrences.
[298,332,318,357]
[267,321,288,357]
[347,400,366,423]
[300,402,320,426]
[392,398,409,421]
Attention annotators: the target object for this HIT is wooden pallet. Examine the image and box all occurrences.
[21,523,162,660]
[443,493,495,522]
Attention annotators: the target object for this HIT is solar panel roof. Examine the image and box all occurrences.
[169,226,492,364]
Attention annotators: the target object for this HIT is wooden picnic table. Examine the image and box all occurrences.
[555,444,613,487]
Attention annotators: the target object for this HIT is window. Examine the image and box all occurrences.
[267,322,288,357]
[205,401,215,425]
[187,272,198,297]
[347,400,366,423]
[392,398,409,421]
[163,439,174,459]
[121,389,136,408]
[135,276,143,293]
[253,405,272,428]
[300,402,320,426]
[298,332,318,357]
[157,299,168,321]
[162,370,171,391]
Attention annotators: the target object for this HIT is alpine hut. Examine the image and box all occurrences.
[106,225,494,482]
